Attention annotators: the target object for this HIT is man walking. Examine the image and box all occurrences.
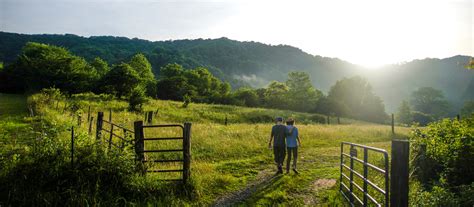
[268,117,288,174]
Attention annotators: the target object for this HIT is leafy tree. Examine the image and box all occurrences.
[233,88,259,107]
[156,63,230,104]
[396,100,412,125]
[90,57,109,77]
[327,76,387,123]
[285,71,322,112]
[264,81,289,109]
[100,63,140,98]
[460,101,474,117]
[410,87,449,118]
[314,95,349,116]
[2,42,98,93]
[129,53,154,80]
[128,53,157,97]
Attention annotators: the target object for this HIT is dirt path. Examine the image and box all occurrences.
[212,169,279,207]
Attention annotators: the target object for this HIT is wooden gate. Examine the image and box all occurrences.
[134,121,191,183]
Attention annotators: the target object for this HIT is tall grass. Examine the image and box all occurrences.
[0,93,411,206]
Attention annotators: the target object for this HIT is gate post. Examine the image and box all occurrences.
[183,122,192,184]
[391,114,395,134]
[390,140,409,207]
[134,121,145,161]
[147,111,153,124]
[96,112,104,142]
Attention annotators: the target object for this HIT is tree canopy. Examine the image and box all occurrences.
[410,87,449,118]
[327,76,388,123]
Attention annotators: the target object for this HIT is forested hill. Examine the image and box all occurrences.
[0,31,472,112]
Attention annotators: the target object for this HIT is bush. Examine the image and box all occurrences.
[309,114,327,124]
[128,87,148,112]
[412,111,435,126]
[410,115,474,206]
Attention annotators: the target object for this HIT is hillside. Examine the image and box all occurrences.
[0,31,472,113]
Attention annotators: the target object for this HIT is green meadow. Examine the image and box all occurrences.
[0,93,410,206]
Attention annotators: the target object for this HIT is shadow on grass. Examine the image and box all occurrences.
[212,171,284,207]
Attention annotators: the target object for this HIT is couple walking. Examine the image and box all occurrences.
[268,117,301,174]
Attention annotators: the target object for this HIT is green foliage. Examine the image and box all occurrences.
[285,71,322,112]
[396,100,412,125]
[1,42,99,93]
[128,87,148,112]
[233,88,259,107]
[411,111,435,126]
[182,94,191,108]
[100,63,140,98]
[264,81,289,109]
[410,115,474,206]
[156,63,231,104]
[327,76,388,123]
[410,87,449,118]
[90,57,109,77]
[129,53,154,81]
[460,101,474,117]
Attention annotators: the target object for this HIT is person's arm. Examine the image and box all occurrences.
[296,128,301,146]
[268,127,274,148]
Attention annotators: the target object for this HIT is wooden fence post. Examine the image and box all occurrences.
[109,108,112,122]
[134,121,145,173]
[147,111,153,124]
[391,114,395,134]
[89,117,94,135]
[77,115,82,126]
[327,116,330,125]
[87,105,91,122]
[108,125,114,149]
[71,126,74,169]
[457,114,460,121]
[183,122,192,184]
[225,115,228,126]
[390,140,409,207]
[337,117,341,124]
[96,112,104,141]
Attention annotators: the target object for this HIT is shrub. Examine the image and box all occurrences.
[412,111,435,126]
[410,115,474,206]
[128,87,148,112]
[309,114,327,124]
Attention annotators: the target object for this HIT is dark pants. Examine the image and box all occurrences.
[273,146,286,170]
[286,147,298,171]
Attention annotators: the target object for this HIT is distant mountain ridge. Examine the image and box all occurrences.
[0,31,472,113]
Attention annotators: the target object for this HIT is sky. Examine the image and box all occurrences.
[1,0,472,67]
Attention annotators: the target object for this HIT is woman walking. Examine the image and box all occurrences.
[285,118,301,174]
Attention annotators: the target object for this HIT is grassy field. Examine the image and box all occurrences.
[0,93,411,206]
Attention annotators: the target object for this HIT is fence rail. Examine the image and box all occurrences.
[96,111,134,150]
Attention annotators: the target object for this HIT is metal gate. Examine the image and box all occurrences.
[340,142,389,206]
[134,121,191,183]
